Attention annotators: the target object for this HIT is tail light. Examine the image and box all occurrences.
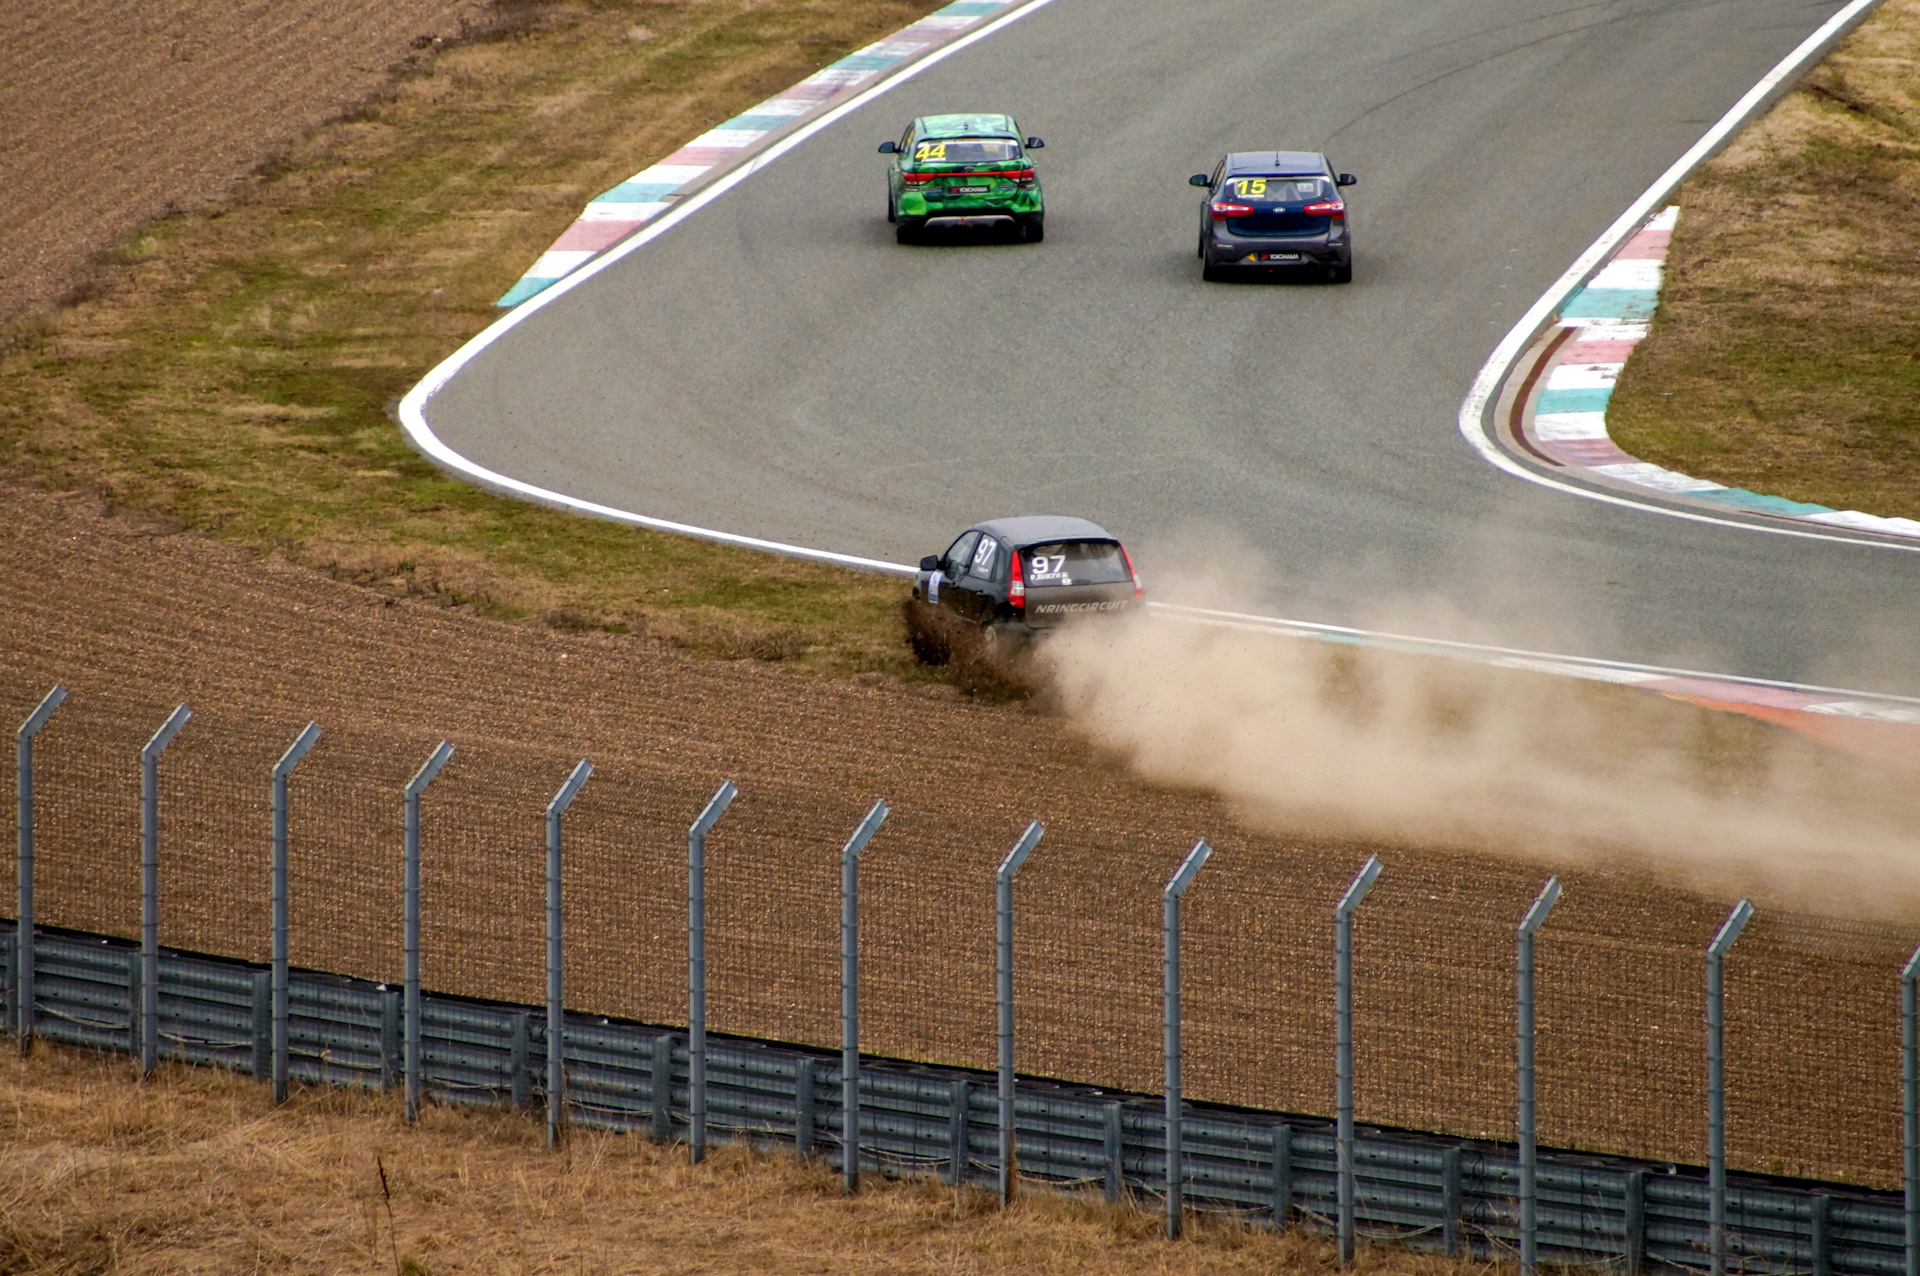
[1119,545,1143,600]
[1009,167,1036,186]
[1009,552,1026,608]
[903,172,935,186]
[1303,200,1346,218]
[1210,202,1253,220]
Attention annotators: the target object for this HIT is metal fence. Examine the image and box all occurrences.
[8,676,1920,1271]
[1,919,1910,1274]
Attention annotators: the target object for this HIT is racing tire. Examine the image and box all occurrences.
[1201,259,1224,283]
[1330,261,1353,284]
[887,195,896,225]
[1018,213,1044,243]
[895,218,922,244]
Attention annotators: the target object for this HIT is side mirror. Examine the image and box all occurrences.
[919,555,940,572]
[878,140,900,154]
[1189,173,1211,187]
[1025,136,1044,149]
[1336,172,1357,187]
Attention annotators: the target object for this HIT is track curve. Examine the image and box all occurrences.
[411,0,1920,695]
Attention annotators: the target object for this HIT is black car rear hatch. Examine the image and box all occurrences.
[1219,174,1336,236]
[1018,539,1136,628]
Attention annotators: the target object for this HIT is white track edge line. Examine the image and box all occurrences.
[396,0,1918,711]
[396,0,1062,578]
[1147,602,1920,710]
[1454,0,1920,555]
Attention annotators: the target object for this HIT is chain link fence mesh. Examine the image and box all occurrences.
[5,672,1917,1189]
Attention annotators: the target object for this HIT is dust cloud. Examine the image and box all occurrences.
[1035,572,1920,918]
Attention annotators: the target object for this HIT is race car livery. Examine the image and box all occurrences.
[880,113,1045,243]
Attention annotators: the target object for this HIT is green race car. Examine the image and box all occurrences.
[878,113,1045,244]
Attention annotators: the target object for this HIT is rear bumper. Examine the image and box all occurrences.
[1207,228,1348,267]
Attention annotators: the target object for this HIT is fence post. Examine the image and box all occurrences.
[1902,942,1920,1276]
[402,740,453,1123]
[1708,898,1753,1276]
[139,703,191,1079]
[270,721,320,1104]
[1336,855,1383,1265]
[1518,876,1562,1276]
[840,798,889,1195]
[688,779,737,1166]
[545,758,592,1151]
[1163,838,1213,1241]
[996,820,1043,1207]
[15,684,65,1051]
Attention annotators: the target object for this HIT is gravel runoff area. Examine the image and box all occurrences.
[3,486,1913,1192]
[0,0,489,321]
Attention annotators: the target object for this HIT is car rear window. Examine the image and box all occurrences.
[1221,175,1330,203]
[913,138,1021,164]
[1022,541,1130,587]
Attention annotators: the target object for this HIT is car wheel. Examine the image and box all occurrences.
[1330,261,1353,284]
[895,218,920,244]
[1018,213,1045,243]
[1197,233,1206,260]
[1201,256,1224,282]
[887,195,896,225]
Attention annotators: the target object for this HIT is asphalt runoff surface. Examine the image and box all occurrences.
[420,0,1920,694]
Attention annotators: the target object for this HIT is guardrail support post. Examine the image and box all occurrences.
[1518,876,1562,1276]
[1336,855,1382,1265]
[687,779,736,1166]
[1903,943,1920,1276]
[1163,838,1213,1241]
[15,684,65,1052]
[270,721,320,1104]
[840,798,889,1194]
[1625,1168,1647,1274]
[402,740,453,1123]
[545,758,593,1150]
[1708,898,1753,1276]
[996,820,1042,1207]
[1272,1123,1293,1229]
[139,702,191,1079]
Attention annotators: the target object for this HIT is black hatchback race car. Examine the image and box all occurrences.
[1191,150,1356,282]
[912,516,1143,636]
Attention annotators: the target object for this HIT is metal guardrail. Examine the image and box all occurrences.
[0,919,1902,1272]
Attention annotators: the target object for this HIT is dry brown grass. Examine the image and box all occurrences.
[1,1041,1484,1276]
[0,0,947,678]
[1607,0,1920,519]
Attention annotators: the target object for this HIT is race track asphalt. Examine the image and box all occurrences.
[419,0,1920,695]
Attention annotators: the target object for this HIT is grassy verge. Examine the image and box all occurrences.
[1,1041,1470,1275]
[0,0,946,676]
[1606,0,1920,519]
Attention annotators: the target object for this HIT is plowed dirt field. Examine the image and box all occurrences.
[0,0,489,321]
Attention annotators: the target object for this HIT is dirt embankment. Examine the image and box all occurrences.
[5,485,1916,1191]
[0,0,495,322]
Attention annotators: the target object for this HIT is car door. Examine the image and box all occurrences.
[890,122,916,208]
[931,530,979,614]
[957,534,1005,621]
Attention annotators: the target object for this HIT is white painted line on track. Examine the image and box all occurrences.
[1454,0,1920,556]
[395,0,1920,721]
[398,0,1064,577]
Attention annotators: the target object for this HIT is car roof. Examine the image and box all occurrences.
[916,113,1018,139]
[1223,150,1328,175]
[967,515,1117,548]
